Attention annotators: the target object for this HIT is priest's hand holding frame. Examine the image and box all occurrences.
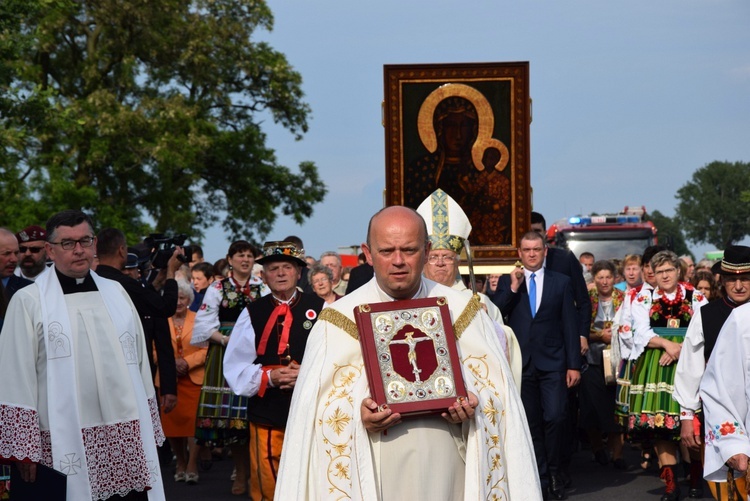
[361,398,402,433]
[441,391,478,424]
[362,391,479,432]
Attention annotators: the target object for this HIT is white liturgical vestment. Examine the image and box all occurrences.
[275,277,541,500]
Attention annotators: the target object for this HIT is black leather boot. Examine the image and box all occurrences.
[688,460,704,498]
[660,464,681,501]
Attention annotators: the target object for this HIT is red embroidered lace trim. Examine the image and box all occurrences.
[149,396,166,446]
[83,419,152,499]
[41,431,52,466]
[0,404,42,463]
[2,403,166,500]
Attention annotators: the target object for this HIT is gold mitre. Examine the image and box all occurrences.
[416,189,472,254]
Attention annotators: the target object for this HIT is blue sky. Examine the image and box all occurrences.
[201,0,750,263]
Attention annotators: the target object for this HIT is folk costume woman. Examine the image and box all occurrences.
[626,251,707,501]
[191,240,263,495]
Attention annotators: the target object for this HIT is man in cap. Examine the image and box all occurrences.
[274,206,540,500]
[15,225,49,281]
[416,188,522,386]
[675,246,750,499]
[0,210,166,500]
[124,252,142,280]
[224,241,324,500]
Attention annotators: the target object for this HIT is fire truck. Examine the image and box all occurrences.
[545,206,658,261]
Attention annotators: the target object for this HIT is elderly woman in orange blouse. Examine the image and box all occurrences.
[157,279,208,484]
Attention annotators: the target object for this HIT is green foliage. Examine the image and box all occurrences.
[645,210,690,257]
[0,0,326,243]
[675,161,750,249]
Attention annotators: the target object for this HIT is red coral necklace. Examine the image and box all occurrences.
[658,287,683,310]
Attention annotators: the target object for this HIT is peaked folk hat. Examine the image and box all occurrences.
[256,241,307,267]
[416,189,472,254]
[711,245,750,276]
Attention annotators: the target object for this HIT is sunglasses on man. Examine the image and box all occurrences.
[19,246,45,254]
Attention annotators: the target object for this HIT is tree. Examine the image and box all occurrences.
[645,210,690,257]
[675,161,750,250]
[0,0,326,243]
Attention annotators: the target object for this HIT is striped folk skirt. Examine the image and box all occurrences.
[622,329,685,442]
[195,324,249,445]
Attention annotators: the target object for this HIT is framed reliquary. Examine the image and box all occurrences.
[354,297,467,416]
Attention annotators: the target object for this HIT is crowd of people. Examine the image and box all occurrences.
[480,223,749,501]
[2,201,750,501]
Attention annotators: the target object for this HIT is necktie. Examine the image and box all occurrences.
[529,273,537,318]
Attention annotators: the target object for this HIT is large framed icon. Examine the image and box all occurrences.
[384,62,531,263]
[354,297,467,417]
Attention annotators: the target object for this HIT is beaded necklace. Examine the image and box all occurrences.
[649,286,693,323]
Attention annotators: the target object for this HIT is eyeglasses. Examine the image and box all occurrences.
[49,236,95,251]
[723,276,750,286]
[312,278,330,285]
[19,246,45,254]
[654,267,677,277]
[428,255,456,264]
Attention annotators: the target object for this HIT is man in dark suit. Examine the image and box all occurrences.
[0,228,32,301]
[493,231,580,500]
[345,262,373,294]
[530,212,592,343]
[0,228,32,331]
[531,212,591,486]
[95,228,179,414]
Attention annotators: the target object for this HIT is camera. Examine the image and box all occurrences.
[144,233,194,269]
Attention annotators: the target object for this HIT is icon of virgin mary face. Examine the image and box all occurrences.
[434,97,478,157]
[441,112,475,155]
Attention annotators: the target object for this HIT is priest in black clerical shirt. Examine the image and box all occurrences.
[0,209,167,500]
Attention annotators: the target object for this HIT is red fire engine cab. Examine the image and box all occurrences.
[546,206,658,261]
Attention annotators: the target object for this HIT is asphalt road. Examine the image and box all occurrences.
[162,443,714,500]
